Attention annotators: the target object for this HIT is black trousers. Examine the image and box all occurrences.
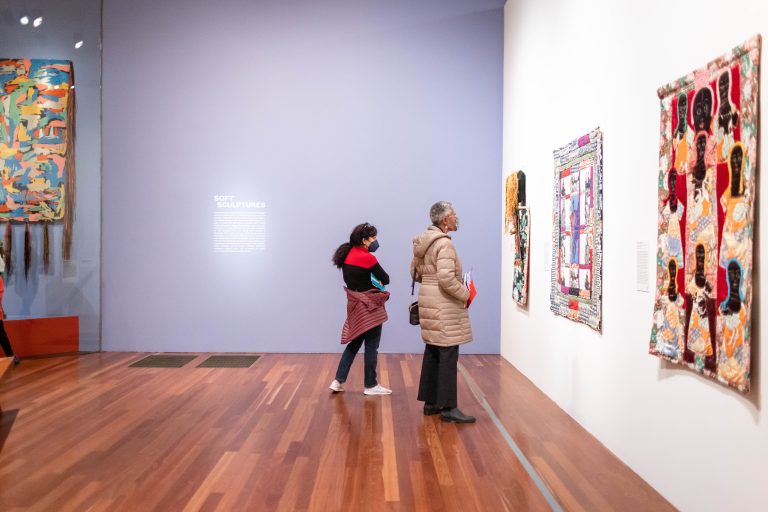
[0,320,14,357]
[417,344,459,409]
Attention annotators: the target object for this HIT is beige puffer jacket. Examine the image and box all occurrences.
[410,225,473,347]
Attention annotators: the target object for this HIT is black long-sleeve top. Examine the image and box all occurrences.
[342,246,390,292]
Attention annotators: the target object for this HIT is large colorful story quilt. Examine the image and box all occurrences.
[0,59,74,222]
[550,128,603,331]
[650,36,761,393]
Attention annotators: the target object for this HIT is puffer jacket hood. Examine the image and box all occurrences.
[412,225,449,258]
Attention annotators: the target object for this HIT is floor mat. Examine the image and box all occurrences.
[197,355,261,368]
[129,355,197,368]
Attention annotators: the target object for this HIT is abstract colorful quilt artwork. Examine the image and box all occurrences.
[0,59,74,221]
[550,128,603,331]
[649,36,760,393]
[512,206,530,306]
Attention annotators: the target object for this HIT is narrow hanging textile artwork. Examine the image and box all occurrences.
[0,59,76,275]
[550,128,603,331]
[649,36,760,393]
[509,171,529,306]
[512,205,530,306]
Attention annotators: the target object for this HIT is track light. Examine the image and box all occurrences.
[33,16,43,27]
[20,15,29,25]
[75,40,84,49]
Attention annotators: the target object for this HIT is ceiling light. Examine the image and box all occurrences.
[33,16,43,27]
[74,40,84,49]
[20,16,29,25]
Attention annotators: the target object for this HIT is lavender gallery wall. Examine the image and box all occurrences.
[102,0,503,353]
[0,0,101,351]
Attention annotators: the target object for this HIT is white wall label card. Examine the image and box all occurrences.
[213,195,267,253]
[636,241,649,293]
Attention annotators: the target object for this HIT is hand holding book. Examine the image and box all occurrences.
[371,273,386,291]
[463,270,477,308]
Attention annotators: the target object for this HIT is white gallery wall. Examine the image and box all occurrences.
[501,1,767,511]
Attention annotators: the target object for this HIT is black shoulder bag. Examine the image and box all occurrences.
[409,237,440,326]
[409,273,420,325]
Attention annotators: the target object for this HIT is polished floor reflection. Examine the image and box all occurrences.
[0,353,672,511]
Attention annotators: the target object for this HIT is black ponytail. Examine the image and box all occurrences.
[332,243,352,268]
[332,222,378,268]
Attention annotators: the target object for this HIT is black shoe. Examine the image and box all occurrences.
[440,408,476,423]
[423,404,442,416]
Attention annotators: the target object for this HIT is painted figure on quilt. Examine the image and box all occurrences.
[719,144,748,259]
[660,169,685,263]
[717,70,739,134]
[717,260,747,387]
[693,86,713,132]
[716,70,739,164]
[685,244,716,369]
[654,258,685,360]
[673,93,693,174]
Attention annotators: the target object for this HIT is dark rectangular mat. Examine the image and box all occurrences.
[197,355,261,368]
[129,355,197,368]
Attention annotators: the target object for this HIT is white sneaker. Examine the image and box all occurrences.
[329,380,344,393]
[364,384,392,396]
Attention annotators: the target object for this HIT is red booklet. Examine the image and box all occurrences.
[465,272,477,307]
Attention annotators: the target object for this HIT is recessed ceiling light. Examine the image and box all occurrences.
[33,16,43,27]
[74,41,84,49]
[20,16,29,25]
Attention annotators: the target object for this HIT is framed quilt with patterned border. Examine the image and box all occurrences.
[550,128,603,331]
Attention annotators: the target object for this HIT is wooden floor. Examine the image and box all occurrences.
[0,353,674,511]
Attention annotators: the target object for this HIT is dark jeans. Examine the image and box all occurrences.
[417,344,459,409]
[335,325,382,388]
[0,320,14,357]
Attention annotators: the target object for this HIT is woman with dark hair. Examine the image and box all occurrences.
[329,223,392,395]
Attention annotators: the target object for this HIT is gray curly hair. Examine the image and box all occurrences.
[429,201,454,226]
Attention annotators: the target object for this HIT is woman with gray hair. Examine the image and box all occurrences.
[410,201,475,423]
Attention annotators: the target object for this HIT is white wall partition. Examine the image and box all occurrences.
[501,1,767,510]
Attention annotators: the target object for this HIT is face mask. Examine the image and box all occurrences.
[368,240,380,252]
